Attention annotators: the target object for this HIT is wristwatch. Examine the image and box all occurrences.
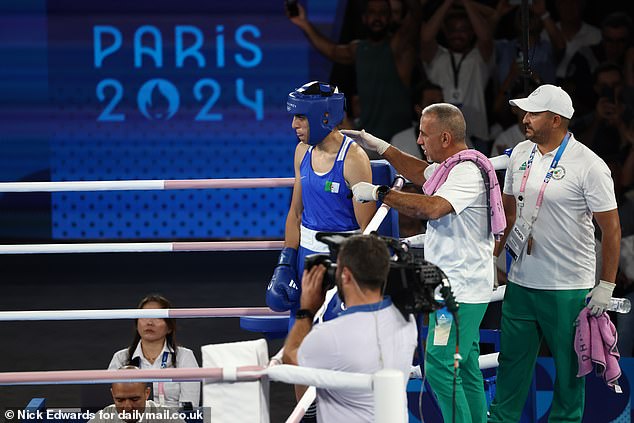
[376,185,390,202]
[295,309,314,320]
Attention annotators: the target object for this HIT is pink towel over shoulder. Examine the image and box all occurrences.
[574,307,622,393]
[422,149,506,237]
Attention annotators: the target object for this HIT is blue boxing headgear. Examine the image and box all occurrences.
[287,81,345,145]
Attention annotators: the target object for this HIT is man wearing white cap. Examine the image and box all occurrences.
[488,84,621,422]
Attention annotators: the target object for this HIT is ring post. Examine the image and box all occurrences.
[373,369,406,423]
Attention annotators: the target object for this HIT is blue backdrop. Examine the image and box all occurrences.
[0,0,345,240]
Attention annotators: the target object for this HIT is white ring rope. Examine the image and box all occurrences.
[0,178,295,193]
[0,365,374,391]
[0,366,405,423]
[0,240,284,255]
[0,307,287,321]
[0,155,509,193]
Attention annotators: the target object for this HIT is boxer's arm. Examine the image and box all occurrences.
[266,143,308,311]
[344,143,376,230]
[285,143,309,248]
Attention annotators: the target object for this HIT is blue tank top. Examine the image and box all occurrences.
[300,137,359,232]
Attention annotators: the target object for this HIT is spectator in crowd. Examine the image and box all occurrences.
[571,62,633,198]
[494,2,559,92]
[108,294,200,408]
[420,0,494,148]
[282,234,418,422]
[490,104,525,157]
[565,12,633,116]
[390,81,444,160]
[551,0,601,82]
[388,0,405,33]
[490,78,539,157]
[616,117,634,357]
[288,0,422,148]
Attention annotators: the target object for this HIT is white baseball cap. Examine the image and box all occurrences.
[509,84,574,119]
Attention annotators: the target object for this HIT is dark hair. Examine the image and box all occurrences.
[362,0,391,14]
[592,61,624,84]
[337,235,390,290]
[601,12,633,33]
[444,8,470,28]
[127,294,178,367]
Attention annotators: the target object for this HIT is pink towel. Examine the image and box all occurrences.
[574,307,622,393]
[422,149,506,236]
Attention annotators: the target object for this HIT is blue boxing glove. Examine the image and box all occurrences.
[266,247,300,312]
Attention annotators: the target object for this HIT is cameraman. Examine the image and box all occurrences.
[282,234,418,422]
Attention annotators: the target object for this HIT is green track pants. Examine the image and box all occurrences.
[425,302,489,423]
[488,282,588,423]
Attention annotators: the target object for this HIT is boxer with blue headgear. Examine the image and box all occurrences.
[286,81,345,145]
[266,81,375,326]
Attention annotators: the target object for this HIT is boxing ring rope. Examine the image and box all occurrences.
[0,177,290,254]
[0,307,287,321]
[0,177,294,192]
[0,175,405,255]
[1,162,511,421]
[0,153,509,194]
[0,366,405,423]
[0,240,284,254]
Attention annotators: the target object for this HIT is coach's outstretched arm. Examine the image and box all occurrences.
[341,129,429,186]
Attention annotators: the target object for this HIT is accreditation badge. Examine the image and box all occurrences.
[433,307,453,346]
[505,217,532,261]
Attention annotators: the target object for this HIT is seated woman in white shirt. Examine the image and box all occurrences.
[108,294,201,407]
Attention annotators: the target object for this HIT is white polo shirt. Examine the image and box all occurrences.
[423,162,495,303]
[503,136,617,289]
[297,298,417,423]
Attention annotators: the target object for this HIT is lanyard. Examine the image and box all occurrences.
[449,52,467,89]
[157,351,169,405]
[518,132,571,222]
